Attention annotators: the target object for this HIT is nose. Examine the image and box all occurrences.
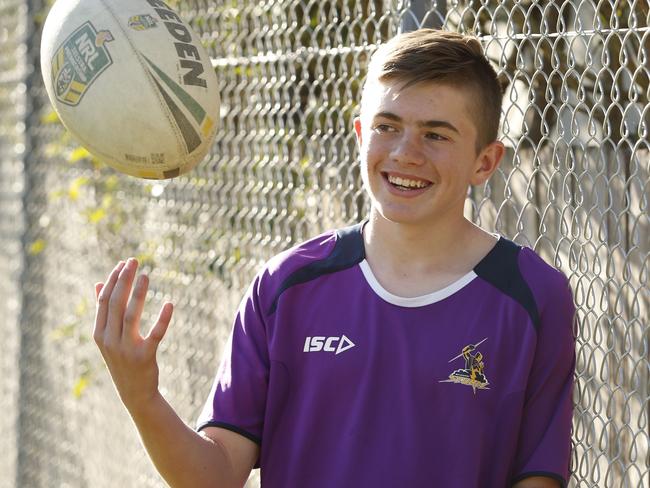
[389,130,425,166]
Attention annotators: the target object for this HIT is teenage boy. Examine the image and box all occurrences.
[93,29,575,488]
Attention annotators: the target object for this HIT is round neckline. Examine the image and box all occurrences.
[352,222,502,307]
[358,260,478,307]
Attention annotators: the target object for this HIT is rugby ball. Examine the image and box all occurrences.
[40,0,220,179]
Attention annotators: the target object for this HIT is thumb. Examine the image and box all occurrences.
[146,302,173,348]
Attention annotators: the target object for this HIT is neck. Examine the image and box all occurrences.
[362,209,495,275]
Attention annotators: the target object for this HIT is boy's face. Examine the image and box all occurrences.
[354,79,503,228]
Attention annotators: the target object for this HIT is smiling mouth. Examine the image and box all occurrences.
[384,173,433,191]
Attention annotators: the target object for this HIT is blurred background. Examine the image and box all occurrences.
[0,0,648,486]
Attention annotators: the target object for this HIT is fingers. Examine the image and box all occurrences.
[93,261,174,410]
[105,258,139,344]
[123,273,149,340]
[146,302,173,350]
[95,282,104,299]
[94,259,173,358]
[94,261,126,340]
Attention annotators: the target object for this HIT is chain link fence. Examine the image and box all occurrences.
[0,0,648,486]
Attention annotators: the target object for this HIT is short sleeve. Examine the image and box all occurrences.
[196,274,269,446]
[511,274,576,487]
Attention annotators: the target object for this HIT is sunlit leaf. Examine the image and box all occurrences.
[69,147,92,163]
[104,175,119,192]
[51,323,76,340]
[44,142,65,157]
[48,189,65,201]
[75,298,88,317]
[135,252,155,267]
[88,208,107,223]
[73,375,90,399]
[101,194,113,207]
[28,239,46,255]
[68,176,89,200]
[40,110,60,124]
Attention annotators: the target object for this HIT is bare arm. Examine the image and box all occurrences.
[513,476,561,488]
[93,259,258,488]
[126,394,258,487]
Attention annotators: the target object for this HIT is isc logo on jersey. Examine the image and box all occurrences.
[303,335,355,355]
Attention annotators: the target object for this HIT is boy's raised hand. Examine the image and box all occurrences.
[93,258,174,412]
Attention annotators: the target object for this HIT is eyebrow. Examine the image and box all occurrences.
[374,111,460,134]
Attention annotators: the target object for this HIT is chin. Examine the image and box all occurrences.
[372,206,429,226]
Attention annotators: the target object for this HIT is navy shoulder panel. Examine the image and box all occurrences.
[267,223,366,315]
[474,238,541,330]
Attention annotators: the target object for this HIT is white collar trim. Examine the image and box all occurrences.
[358,260,478,307]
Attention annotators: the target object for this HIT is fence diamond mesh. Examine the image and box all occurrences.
[0,0,647,487]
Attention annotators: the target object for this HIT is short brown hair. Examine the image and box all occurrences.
[361,29,503,151]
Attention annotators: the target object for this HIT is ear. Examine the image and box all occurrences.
[470,140,505,185]
[353,117,363,147]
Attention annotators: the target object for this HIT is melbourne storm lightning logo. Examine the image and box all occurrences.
[440,337,490,394]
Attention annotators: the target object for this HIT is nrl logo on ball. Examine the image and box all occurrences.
[52,22,114,106]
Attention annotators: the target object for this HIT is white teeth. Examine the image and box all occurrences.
[387,175,430,189]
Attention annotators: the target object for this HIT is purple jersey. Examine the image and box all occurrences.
[197,223,575,487]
